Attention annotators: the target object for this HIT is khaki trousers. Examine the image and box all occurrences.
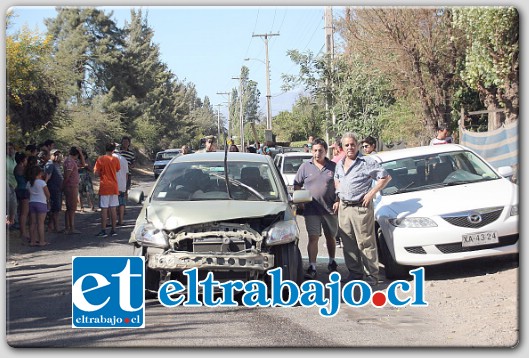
[338,200,379,279]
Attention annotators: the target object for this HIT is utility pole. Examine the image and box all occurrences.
[231,77,245,152]
[324,7,335,147]
[252,32,279,143]
[215,103,223,147]
[216,91,230,142]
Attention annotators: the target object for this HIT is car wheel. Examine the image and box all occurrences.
[377,227,412,280]
[132,244,160,299]
[272,241,303,284]
[268,242,303,303]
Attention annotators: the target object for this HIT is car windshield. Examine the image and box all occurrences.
[152,161,282,202]
[156,151,180,161]
[380,150,501,195]
[283,156,312,174]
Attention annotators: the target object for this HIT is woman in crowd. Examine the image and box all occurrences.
[14,152,30,243]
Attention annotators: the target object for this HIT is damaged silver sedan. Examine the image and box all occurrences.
[129,152,312,298]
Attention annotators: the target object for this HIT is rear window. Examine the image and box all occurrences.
[156,151,181,161]
[283,156,311,174]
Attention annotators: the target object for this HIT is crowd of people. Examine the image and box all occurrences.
[6,136,136,247]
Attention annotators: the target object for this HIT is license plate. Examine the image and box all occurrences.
[462,231,499,247]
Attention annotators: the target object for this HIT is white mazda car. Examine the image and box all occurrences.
[372,144,518,278]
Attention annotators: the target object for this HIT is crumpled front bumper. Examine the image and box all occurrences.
[147,251,275,272]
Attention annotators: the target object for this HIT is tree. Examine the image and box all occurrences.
[106,9,191,152]
[45,7,125,103]
[331,54,395,140]
[230,66,261,146]
[336,8,467,134]
[453,7,519,129]
[6,20,58,142]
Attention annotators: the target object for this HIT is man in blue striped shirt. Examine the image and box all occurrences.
[333,132,391,286]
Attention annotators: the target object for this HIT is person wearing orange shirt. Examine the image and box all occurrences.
[94,143,121,238]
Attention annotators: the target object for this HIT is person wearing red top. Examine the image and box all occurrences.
[94,143,121,238]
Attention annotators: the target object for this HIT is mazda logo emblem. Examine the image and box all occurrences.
[467,213,482,224]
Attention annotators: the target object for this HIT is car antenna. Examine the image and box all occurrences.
[223,137,233,199]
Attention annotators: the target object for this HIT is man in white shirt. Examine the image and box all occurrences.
[113,150,129,226]
[430,125,452,145]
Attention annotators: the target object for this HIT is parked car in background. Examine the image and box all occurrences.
[129,152,312,298]
[153,149,182,179]
[274,152,313,193]
[372,144,518,278]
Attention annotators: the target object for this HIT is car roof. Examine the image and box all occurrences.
[370,144,469,163]
[276,152,313,157]
[158,148,181,153]
[173,152,272,163]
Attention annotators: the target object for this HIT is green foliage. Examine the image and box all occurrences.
[332,55,394,140]
[55,99,123,156]
[453,7,518,89]
[7,7,518,153]
[378,96,430,147]
[6,26,58,142]
[229,66,262,146]
[272,111,297,142]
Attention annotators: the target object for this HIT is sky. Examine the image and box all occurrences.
[6,5,334,120]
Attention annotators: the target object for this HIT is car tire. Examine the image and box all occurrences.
[377,227,412,280]
[272,241,303,284]
[133,244,160,299]
[268,242,303,303]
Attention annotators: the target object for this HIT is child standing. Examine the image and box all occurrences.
[27,165,50,247]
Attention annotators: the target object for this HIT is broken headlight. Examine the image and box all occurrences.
[266,220,299,246]
[135,222,169,249]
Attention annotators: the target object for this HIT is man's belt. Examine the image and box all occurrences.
[341,199,364,207]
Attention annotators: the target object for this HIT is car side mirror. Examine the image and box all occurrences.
[291,189,312,204]
[128,189,145,204]
[497,166,513,178]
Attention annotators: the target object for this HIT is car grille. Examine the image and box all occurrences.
[436,234,519,254]
[405,246,427,254]
[193,237,246,253]
[441,207,503,228]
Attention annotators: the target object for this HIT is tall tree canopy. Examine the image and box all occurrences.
[6,11,58,142]
[336,7,466,135]
[453,7,519,129]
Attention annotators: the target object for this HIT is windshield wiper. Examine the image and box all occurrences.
[442,179,481,186]
[384,181,416,195]
[229,179,266,200]
[209,172,266,201]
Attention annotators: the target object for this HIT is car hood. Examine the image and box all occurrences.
[145,200,289,230]
[377,179,518,217]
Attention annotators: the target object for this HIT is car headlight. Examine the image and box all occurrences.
[388,217,438,228]
[510,205,518,217]
[135,222,169,248]
[266,220,299,246]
